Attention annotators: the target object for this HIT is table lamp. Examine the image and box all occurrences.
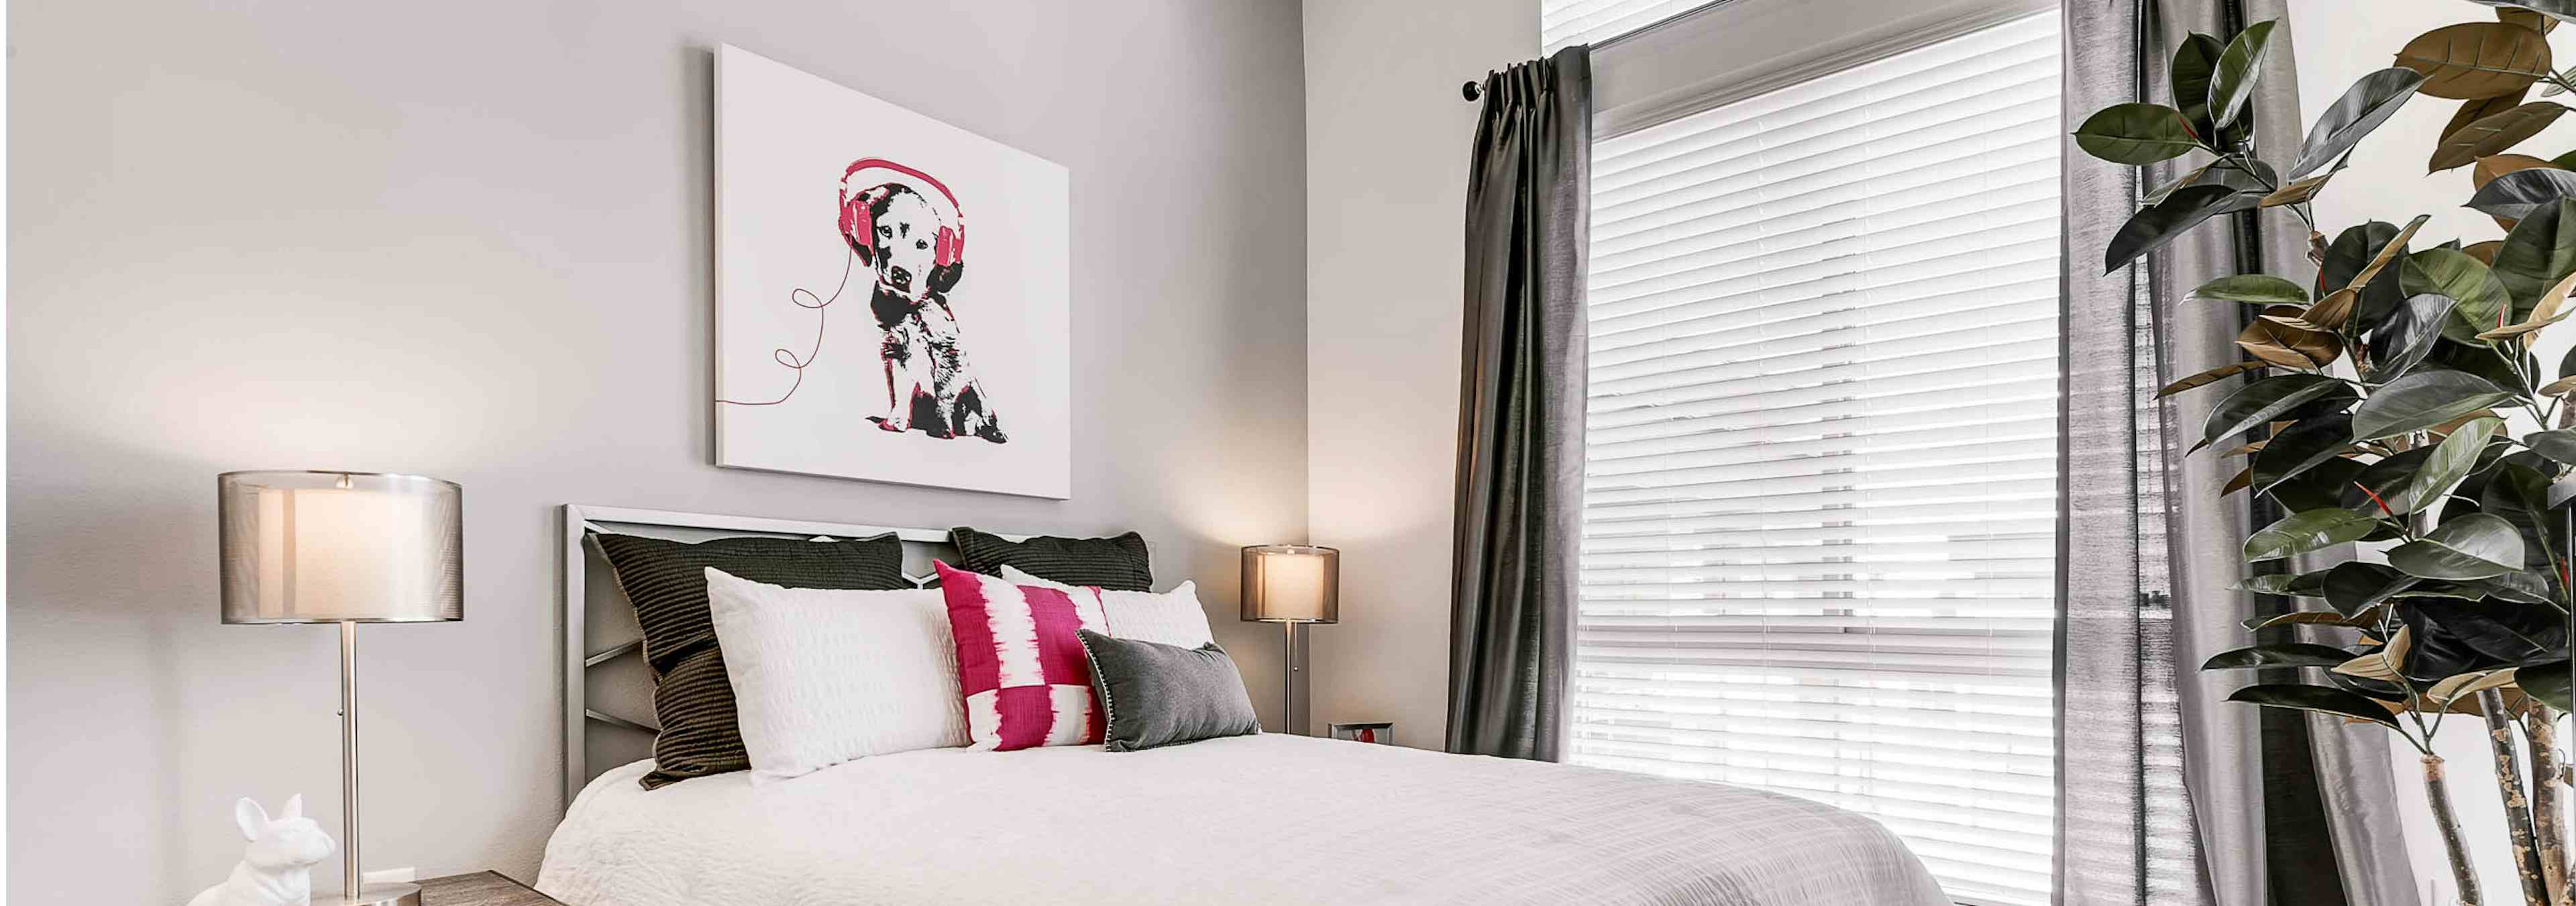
[1240,545,1338,735]
[219,470,462,906]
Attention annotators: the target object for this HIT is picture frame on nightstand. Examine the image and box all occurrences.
[1328,721,1393,746]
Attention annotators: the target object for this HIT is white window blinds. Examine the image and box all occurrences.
[1542,0,1709,53]
[1570,12,2061,906]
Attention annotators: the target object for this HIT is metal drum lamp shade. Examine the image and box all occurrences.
[220,471,463,624]
[1240,545,1338,623]
[218,470,460,906]
[1240,545,1338,736]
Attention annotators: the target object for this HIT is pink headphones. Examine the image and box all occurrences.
[837,158,966,270]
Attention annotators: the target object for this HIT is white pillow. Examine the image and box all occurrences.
[703,568,967,783]
[998,564,1216,648]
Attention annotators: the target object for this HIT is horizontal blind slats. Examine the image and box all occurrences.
[1565,11,2061,905]
[1542,0,1709,53]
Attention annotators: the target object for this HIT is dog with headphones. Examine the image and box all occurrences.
[839,158,1007,443]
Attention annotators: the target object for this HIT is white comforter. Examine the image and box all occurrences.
[537,734,1947,905]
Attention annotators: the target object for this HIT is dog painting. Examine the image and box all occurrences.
[839,160,1008,442]
[714,46,1069,497]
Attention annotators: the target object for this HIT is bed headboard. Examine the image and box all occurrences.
[558,504,1019,809]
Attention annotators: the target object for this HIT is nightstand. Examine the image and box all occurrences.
[419,871,561,905]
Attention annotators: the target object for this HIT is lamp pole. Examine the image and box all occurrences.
[1285,621,1309,736]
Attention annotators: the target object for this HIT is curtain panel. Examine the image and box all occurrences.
[2057,3,2414,905]
[1448,46,1593,762]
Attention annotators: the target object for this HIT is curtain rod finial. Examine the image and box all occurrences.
[1462,80,1482,101]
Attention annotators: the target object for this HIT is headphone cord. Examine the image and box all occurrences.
[714,250,854,407]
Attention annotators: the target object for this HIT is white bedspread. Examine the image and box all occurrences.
[537,734,1947,905]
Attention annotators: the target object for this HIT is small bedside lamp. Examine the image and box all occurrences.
[1240,545,1338,736]
[220,470,462,906]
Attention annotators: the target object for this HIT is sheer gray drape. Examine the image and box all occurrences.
[2057,3,2414,905]
[1447,46,1591,762]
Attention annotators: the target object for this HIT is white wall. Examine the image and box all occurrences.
[1301,0,1535,748]
[2284,2,2573,901]
[5,1,1309,902]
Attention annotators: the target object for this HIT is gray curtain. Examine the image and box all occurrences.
[2058,3,2415,905]
[1446,46,1590,762]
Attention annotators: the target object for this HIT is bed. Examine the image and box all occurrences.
[543,505,1949,905]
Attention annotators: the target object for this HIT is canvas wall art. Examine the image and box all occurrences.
[714,44,1071,498]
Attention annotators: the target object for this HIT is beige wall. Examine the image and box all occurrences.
[1301,0,1535,748]
[6,1,1307,901]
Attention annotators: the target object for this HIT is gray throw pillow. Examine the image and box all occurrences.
[1077,629,1260,752]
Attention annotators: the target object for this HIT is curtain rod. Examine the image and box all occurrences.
[1462,0,1739,101]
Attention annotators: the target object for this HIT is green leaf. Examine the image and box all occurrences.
[2323,561,2420,614]
[2495,198,2576,319]
[2224,683,2404,729]
[2349,447,2437,516]
[2478,460,2559,571]
[2171,32,2228,140]
[2518,659,2572,711]
[2527,427,2576,463]
[2236,572,2320,596]
[2433,338,2538,394]
[2243,609,2382,631]
[2364,293,2457,383]
[2271,457,2367,513]
[2388,513,2527,578]
[2204,644,2363,670]
[2251,414,2355,492]
[2402,249,2512,342]
[2350,215,2432,293]
[2210,21,2279,130]
[2192,274,2308,305]
[2198,374,2357,452]
[2075,103,2203,164]
[2106,184,2251,274]
[2290,68,2428,178]
[2408,600,2565,666]
[2429,102,2571,172]
[2325,223,2402,291]
[2477,570,2558,604]
[2245,509,2383,562]
[2144,159,2218,205]
[2402,416,2504,511]
[2350,370,2515,440]
[2468,167,2576,221]
[2225,574,2308,594]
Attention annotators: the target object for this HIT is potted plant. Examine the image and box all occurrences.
[2072,4,2576,903]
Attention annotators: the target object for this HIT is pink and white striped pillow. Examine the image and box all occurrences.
[932,560,1109,750]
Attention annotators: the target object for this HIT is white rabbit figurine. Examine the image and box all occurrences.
[186,795,335,906]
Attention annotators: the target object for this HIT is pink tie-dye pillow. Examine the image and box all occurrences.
[933,560,1109,750]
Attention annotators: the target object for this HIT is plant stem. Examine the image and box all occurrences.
[2527,705,2571,906]
[2481,687,2553,906]
[2430,753,2490,906]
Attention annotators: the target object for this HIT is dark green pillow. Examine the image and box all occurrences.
[951,527,1152,591]
[1077,630,1259,752]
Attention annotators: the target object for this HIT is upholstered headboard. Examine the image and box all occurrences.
[557,504,1020,809]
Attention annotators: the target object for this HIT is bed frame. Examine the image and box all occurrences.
[557,503,1018,809]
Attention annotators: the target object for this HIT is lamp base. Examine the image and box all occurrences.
[323,881,422,906]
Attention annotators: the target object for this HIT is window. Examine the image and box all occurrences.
[1570,12,2061,906]
[1542,0,1712,53]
